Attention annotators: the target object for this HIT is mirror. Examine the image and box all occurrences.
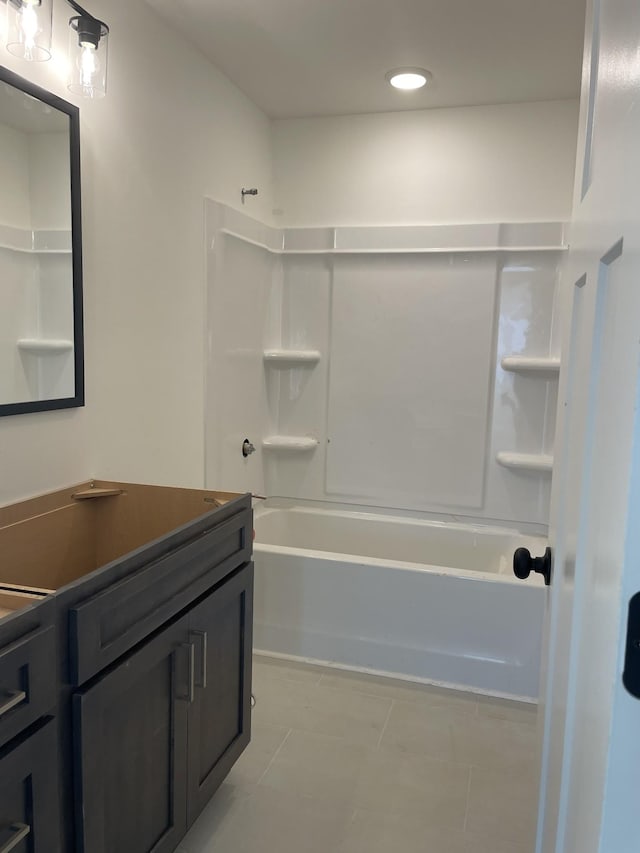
[0,66,83,417]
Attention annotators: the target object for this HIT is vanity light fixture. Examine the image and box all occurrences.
[386,68,432,90]
[66,0,109,99]
[4,0,109,98]
[5,0,53,62]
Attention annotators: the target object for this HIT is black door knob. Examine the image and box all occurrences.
[513,546,552,586]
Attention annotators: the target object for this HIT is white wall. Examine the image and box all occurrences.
[0,0,274,505]
[273,100,579,226]
[0,0,579,509]
[28,132,71,230]
[0,123,31,229]
[276,247,562,528]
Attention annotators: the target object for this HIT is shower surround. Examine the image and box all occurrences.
[205,200,564,696]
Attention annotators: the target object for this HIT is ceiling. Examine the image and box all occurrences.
[145,0,586,119]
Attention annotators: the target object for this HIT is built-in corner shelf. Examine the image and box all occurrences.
[263,349,321,366]
[0,243,72,255]
[496,452,554,473]
[262,436,319,452]
[17,338,73,355]
[501,356,561,375]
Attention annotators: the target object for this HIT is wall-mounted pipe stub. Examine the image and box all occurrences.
[241,188,258,205]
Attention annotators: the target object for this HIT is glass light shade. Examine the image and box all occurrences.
[6,0,53,62]
[68,15,109,99]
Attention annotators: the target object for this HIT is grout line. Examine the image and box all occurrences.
[462,765,474,833]
[256,728,293,786]
[375,699,395,750]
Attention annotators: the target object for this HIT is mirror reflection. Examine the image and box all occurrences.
[0,71,82,415]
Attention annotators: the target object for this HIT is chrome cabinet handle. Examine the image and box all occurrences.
[174,644,195,704]
[0,690,26,718]
[185,642,195,704]
[0,823,31,853]
[190,631,208,689]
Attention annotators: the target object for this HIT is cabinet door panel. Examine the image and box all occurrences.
[0,718,60,853]
[73,619,190,853]
[187,562,254,825]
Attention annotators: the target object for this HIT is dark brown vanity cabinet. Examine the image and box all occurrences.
[0,481,254,853]
[0,596,60,852]
[74,563,253,853]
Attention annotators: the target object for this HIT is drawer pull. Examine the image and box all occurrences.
[190,631,208,689]
[0,690,26,718]
[0,823,31,853]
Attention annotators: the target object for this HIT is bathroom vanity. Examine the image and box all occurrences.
[0,481,253,853]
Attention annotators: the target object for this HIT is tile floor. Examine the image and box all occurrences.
[178,657,539,853]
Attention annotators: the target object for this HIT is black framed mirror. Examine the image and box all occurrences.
[0,65,84,417]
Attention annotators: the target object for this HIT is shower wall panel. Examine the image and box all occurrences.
[326,254,497,510]
[205,200,563,530]
[205,203,282,496]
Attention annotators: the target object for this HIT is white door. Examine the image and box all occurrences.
[537,1,640,851]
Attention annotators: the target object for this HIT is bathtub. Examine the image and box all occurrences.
[253,503,547,699]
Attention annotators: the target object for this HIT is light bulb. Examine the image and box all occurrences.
[385,68,432,91]
[389,73,426,90]
[19,1,40,61]
[78,42,99,91]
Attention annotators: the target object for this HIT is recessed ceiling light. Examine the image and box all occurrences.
[386,68,432,90]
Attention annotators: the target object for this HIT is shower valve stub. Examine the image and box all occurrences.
[241,188,259,204]
[242,438,256,457]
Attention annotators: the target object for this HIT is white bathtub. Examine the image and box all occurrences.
[253,504,547,699]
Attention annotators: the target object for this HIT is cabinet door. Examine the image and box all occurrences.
[0,718,60,853]
[73,618,192,853]
[187,562,254,825]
